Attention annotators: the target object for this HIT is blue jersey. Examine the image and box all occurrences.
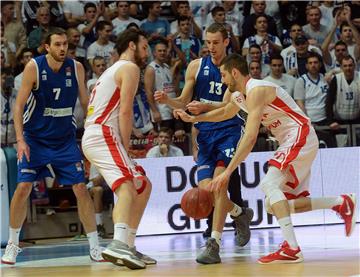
[23,56,78,142]
[194,56,244,131]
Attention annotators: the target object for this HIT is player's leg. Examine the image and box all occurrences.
[89,185,106,237]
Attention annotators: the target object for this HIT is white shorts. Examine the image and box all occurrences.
[82,124,147,193]
[266,125,319,199]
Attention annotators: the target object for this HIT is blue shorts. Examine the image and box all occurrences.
[196,125,243,182]
[17,135,85,185]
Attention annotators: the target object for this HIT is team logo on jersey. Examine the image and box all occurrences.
[204,65,209,76]
[41,70,47,81]
[66,79,72,87]
[75,162,83,172]
[65,67,72,76]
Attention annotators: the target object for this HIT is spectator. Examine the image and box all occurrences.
[112,1,140,37]
[14,48,33,91]
[66,28,86,64]
[326,55,360,130]
[63,0,86,27]
[87,21,115,67]
[323,41,349,80]
[1,1,26,59]
[170,1,202,39]
[146,127,184,158]
[303,5,332,47]
[21,0,67,34]
[294,53,329,125]
[247,44,270,78]
[319,0,335,27]
[242,14,282,64]
[1,68,16,147]
[0,21,16,69]
[140,1,171,46]
[27,6,55,51]
[264,54,296,98]
[278,1,308,30]
[87,56,107,92]
[144,38,185,135]
[249,60,262,79]
[242,0,278,39]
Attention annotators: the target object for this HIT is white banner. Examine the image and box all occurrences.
[134,147,360,236]
[1,149,10,245]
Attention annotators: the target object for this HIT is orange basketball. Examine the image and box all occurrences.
[181,188,213,220]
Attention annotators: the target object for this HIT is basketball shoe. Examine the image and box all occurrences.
[1,242,22,265]
[258,241,304,264]
[90,246,107,262]
[196,238,221,264]
[130,246,157,265]
[231,207,254,247]
[332,193,357,236]
[101,240,145,269]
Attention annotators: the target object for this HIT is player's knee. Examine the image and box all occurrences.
[264,197,274,215]
[15,183,32,199]
[72,183,89,198]
[91,186,103,195]
[259,180,286,206]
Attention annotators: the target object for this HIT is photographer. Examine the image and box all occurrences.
[1,68,16,147]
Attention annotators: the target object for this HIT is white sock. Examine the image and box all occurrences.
[229,204,242,217]
[278,217,298,249]
[87,231,99,249]
[128,228,137,248]
[311,197,342,210]
[211,231,222,246]
[9,227,21,245]
[114,223,129,244]
[95,213,103,225]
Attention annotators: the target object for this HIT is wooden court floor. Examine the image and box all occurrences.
[1,224,359,277]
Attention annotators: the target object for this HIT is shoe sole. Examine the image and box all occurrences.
[102,249,145,270]
[196,258,221,264]
[90,255,108,263]
[347,193,357,237]
[257,257,304,264]
[1,259,15,265]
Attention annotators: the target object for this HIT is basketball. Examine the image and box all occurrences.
[180,187,213,220]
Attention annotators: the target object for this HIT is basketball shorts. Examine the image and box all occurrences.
[17,135,85,185]
[81,124,147,193]
[196,125,243,182]
[265,125,319,199]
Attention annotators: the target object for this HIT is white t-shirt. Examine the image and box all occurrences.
[146,144,184,158]
[112,17,140,36]
[264,74,297,98]
[86,41,115,66]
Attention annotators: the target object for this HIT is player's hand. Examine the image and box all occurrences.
[208,171,230,192]
[186,100,205,115]
[192,146,198,162]
[174,109,195,122]
[17,139,30,162]
[159,143,169,156]
[154,90,168,104]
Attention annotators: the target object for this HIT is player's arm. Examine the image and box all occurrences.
[116,62,140,151]
[13,60,37,161]
[154,59,200,109]
[75,61,89,114]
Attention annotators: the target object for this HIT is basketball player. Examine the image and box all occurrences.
[155,23,253,264]
[1,28,105,264]
[81,29,156,270]
[175,53,357,264]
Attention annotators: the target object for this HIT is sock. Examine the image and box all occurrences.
[229,204,242,217]
[278,217,298,249]
[211,231,222,246]
[114,223,129,244]
[311,197,343,210]
[9,227,21,245]
[95,213,103,225]
[128,228,137,248]
[87,231,99,249]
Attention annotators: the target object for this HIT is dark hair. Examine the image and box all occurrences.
[1,1,14,9]
[95,21,112,33]
[117,1,130,7]
[340,54,355,65]
[176,1,189,8]
[67,43,77,50]
[334,40,347,48]
[143,1,161,15]
[44,28,67,45]
[249,44,261,51]
[93,55,105,63]
[206,23,228,40]
[19,47,33,59]
[340,22,350,33]
[84,2,96,13]
[159,127,173,136]
[177,15,190,25]
[254,14,267,24]
[116,28,147,56]
[126,22,139,30]
[220,53,249,76]
[154,36,168,48]
[306,52,322,63]
[269,53,284,63]
[211,6,225,16]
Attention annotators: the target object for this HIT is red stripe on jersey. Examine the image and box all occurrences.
[270,97,309,126]
[95,87,120,124]
[102,125,132,179]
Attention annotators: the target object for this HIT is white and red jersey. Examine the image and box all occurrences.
[231,78,310,145]
[84,60,132,133]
